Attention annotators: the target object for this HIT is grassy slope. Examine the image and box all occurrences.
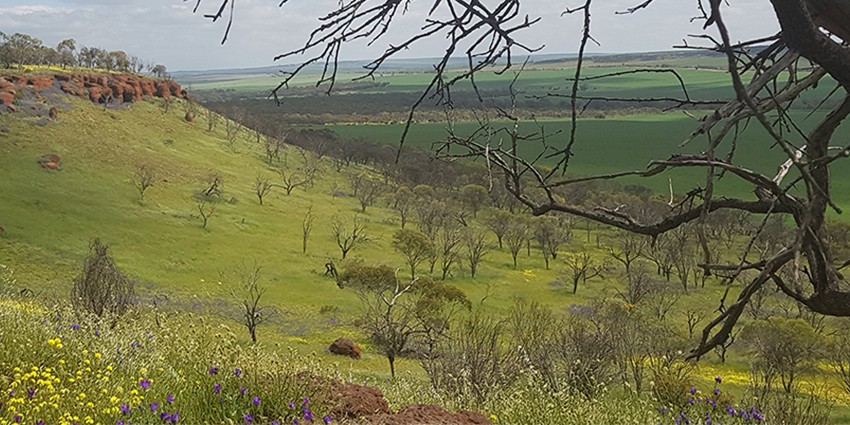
[1,93,848,419]
[0,97,607,375]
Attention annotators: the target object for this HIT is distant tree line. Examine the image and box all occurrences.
[0,31,167,76]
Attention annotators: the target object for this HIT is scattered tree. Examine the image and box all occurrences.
[331,214,368,259]
[254,175,274,205]
[350,173,385,212]
[563,252,606,294]
[503,216,528,269]
[301,205,314,254]
[336,263,467,378]
[225,264,271,343]
[392,229,434,280]
[393,186,414,229]
[459,184,488,218]
[534,216,571,270]
[606,230,647,277]
[150,64,168,78]
[463,228,491,278]
[436,222,463,280]
[197,201,217,229]
[132,163,157,202]
[486,210,513,249]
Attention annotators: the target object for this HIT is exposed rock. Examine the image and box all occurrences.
[0,90,14,105]
[0,72,188,110]
[37,154,61,170]
[329,337,361,359]
[48,106,58,119]
[185,111,195,123]
[330,381,390,419]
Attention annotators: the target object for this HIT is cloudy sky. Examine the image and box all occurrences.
[0,0,779,71]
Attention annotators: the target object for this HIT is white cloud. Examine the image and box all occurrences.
[0,5,72,15]
[1,0,782,70]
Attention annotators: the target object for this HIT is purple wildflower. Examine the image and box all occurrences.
[150,401,159,411]
[209,366,219,375]
[171,412,180,423]
[120,404,131,414]
[302,397,310,405]
[715,376,722,384]
[37,421,45,425]
[140,379,151,390]
[293,419,299,425]
[160,411,170,421]
[253,396,261,406]
[323,414,332,424]
[117,421,125,425]
[243,413,253,423]
[94,329,101,336]
[234,368,242,377]
[240,387,247,395]
[288,401,295,409]
[167,394,174,404]
[213,383,221,394]
[27,388,35,398]
[13,415,21,423]
[714,388,721,395]
[71,323,80,330]
[689,386,696,395]
[273,422,280,425]
[304,410,314,421]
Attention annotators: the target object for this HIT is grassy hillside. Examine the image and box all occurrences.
[0,96,601,374]
[2,92,850,423]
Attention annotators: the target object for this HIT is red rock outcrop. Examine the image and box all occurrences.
[0,72,188,113]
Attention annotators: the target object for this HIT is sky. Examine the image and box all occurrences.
[0,0,780,71]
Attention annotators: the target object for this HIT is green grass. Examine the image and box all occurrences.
[2,94,850,422]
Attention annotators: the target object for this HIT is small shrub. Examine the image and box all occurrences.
[71,238,134,320]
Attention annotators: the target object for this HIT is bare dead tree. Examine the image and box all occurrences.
[206,108,219,132]
[302,205,314,254]
[350,172,386,213]
[278,167,309,195]
[224,263,272,343]
[606,230,647,277]
[463,227,491,278]
[563,252,606,294]
[197,201,217,229]
[331,214,368,259]
[223,113,242,149]
[503,215,528,269]
[436,220,463,280]
[263,136,283,164]
[254,175,274,206]
[189,0,850,360]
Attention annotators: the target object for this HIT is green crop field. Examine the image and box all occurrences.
[323,111,850,214]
